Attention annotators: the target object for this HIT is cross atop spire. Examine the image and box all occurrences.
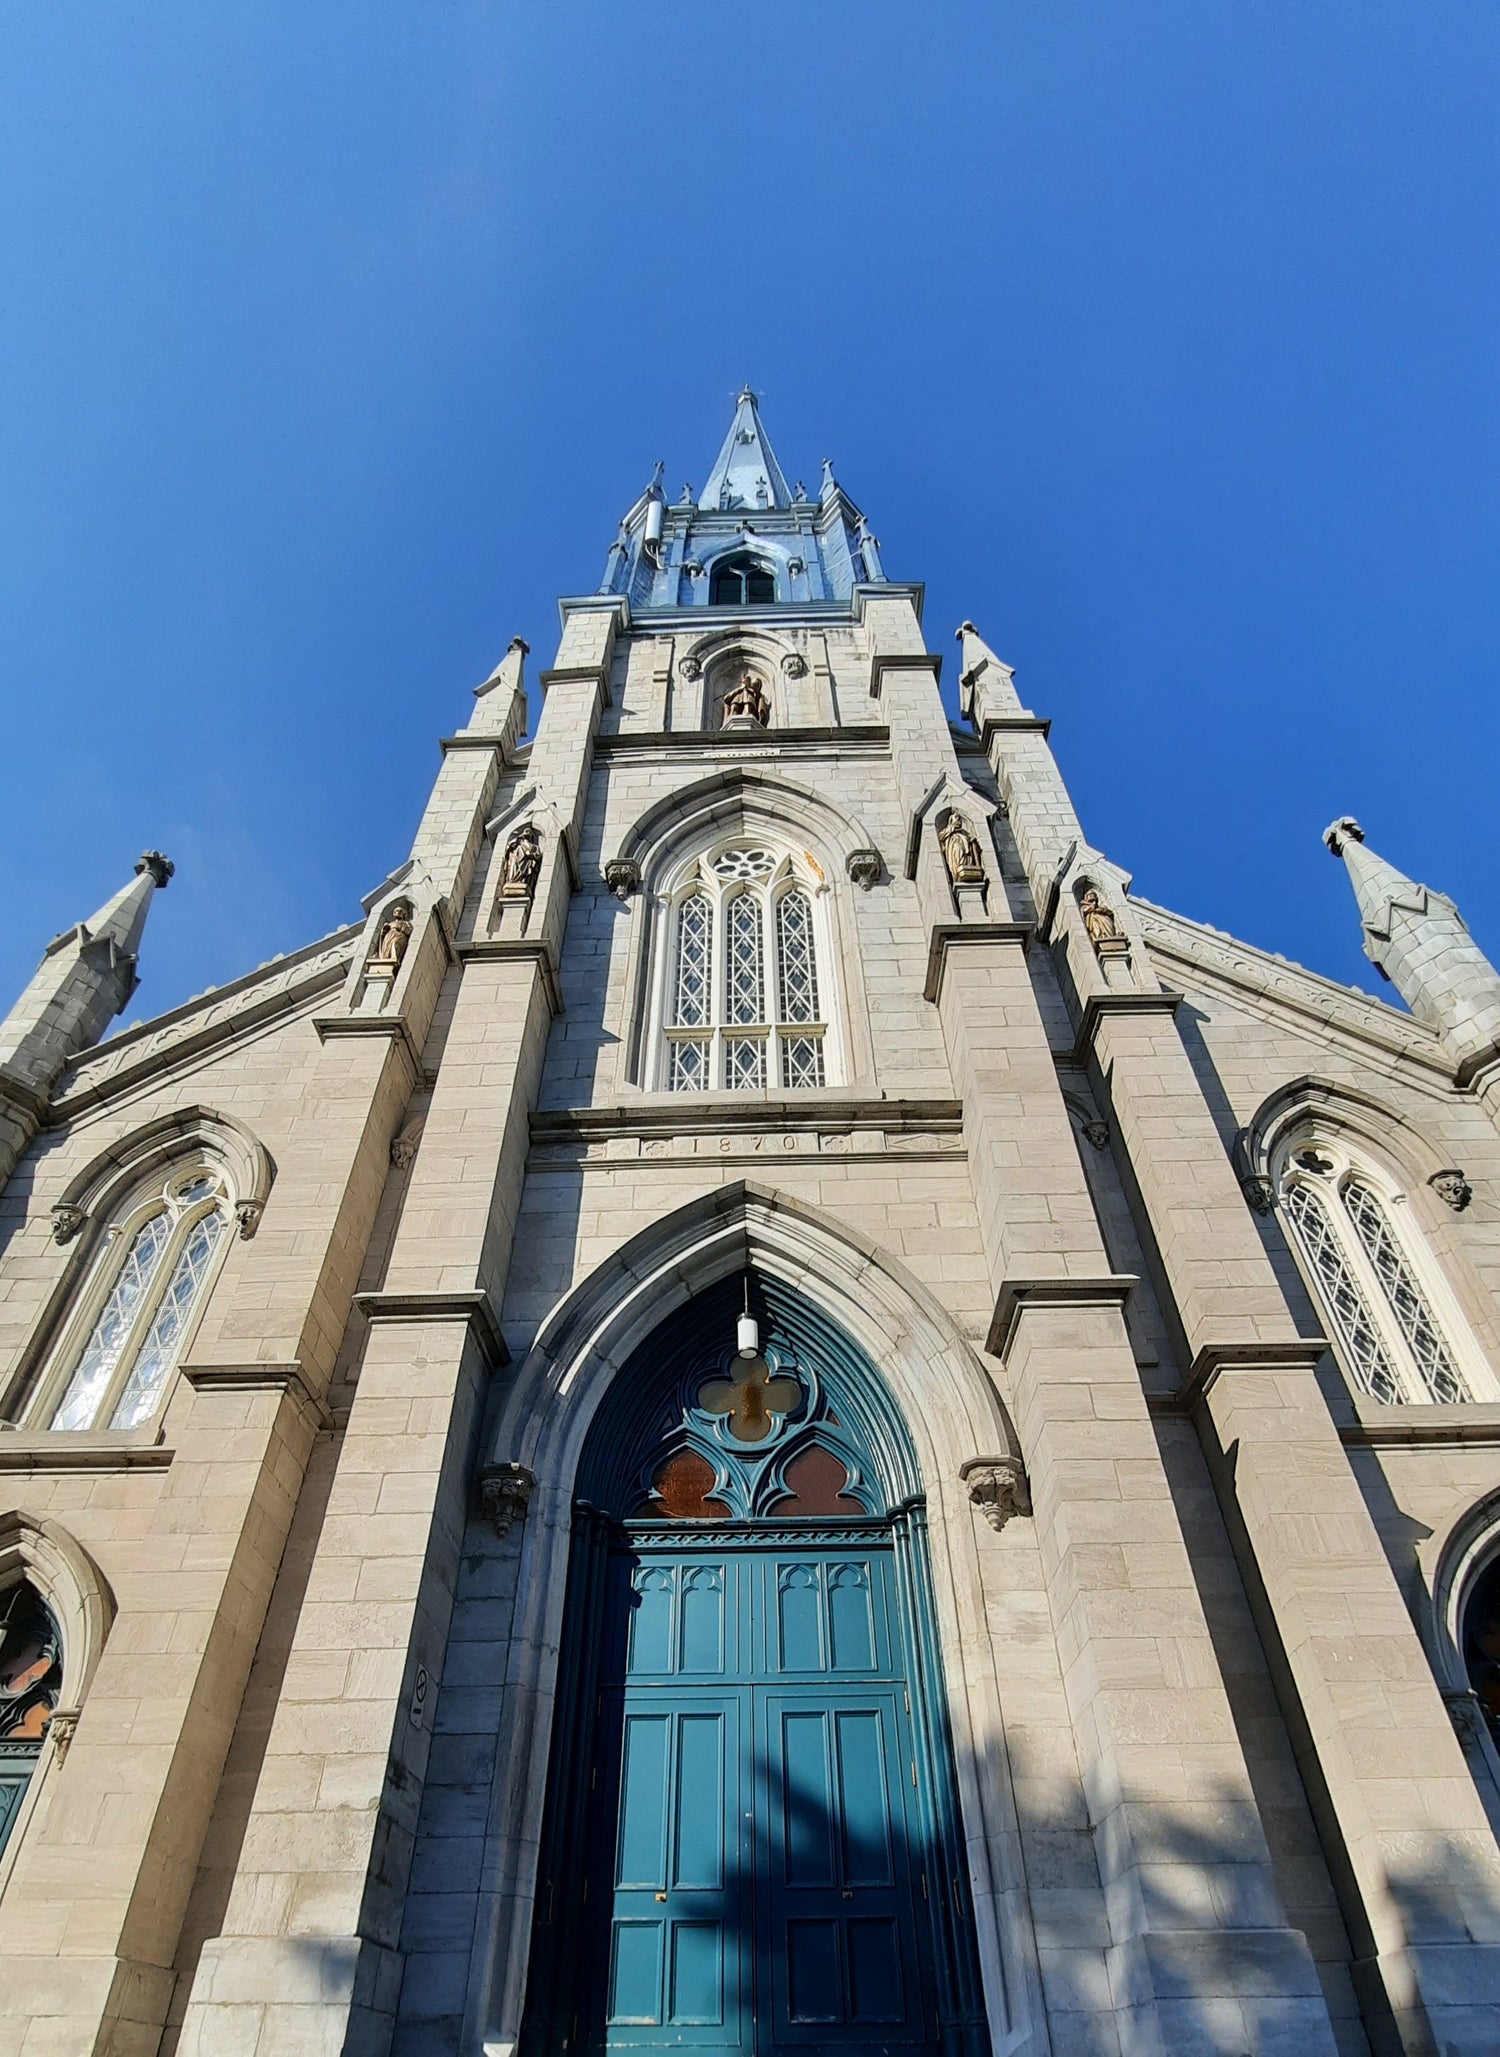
[699,389,792,512]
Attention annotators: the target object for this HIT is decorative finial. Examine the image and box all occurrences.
[648,460,665,493]
[507,635,530,655]
[1323,817,1365,856]
[820,457,836,488]
[679,481,694,505]
[135,851,174,887]
[956,621,977,639]
[736,384,758,403]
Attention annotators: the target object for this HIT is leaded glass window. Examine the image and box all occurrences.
[41,1168,233,1432]
[1284,1184,1402,1404]
[660,847,832,1092]
[775,889,819,1025]
[673,892,712,1028]
[1341,1179,1468,1403]
[1279,1143,1478,1406]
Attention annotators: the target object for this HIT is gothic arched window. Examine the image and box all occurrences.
[660,846,832,1091]
[1277,1139,1479,1405]
[36,1167,233,1432]
[710,554,776,606]
[0,1582,62,1861]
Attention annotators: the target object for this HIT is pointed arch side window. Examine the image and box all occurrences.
[660,848,832,1092]
[0,1582,62,1862]
[1340,1178,1468,1403]
[1279,1143,1477,1406]
[40,1169,233,1433]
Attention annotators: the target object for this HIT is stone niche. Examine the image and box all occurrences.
[707,655,774,733]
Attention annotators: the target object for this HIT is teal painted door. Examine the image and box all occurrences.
[585,1538,936,2056]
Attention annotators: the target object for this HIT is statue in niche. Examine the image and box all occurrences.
[938,810,985,884]
[721,671,770,727]
[368,900,414,975]
[499,822,543,900]
[1079,888,1121,948]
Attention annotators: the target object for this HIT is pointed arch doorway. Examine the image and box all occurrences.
[522,1275,987,2057]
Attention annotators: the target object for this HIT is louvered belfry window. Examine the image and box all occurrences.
[1279,1143,1473,1405]
[664,848,830,1091]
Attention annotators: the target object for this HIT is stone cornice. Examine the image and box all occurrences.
[1133,899,1450,1082]
[539,662,612,710]
[56,930,361,1116]
[531,1098,964,1146]
[869,652,942,700]
[0,1433,174,1474]
[1070,989,1184,1062]
[312,1011,422,1075]
[1177,1338,1329,1409]
[182,1361,331,1425]
[1339,1400,1500,1447]
[977,714,1051,748]
[987,1275,1137,1360]
[353,1289,509,1370]
[455,938,563,1017]
[923,923,1032,1004]
[595,726,889,758]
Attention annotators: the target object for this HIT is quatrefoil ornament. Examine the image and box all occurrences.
[697,1357,801,1444]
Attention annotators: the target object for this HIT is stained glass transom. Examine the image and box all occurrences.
[1284,1184,1403,1404]
[710,847,775,882]
[727,894,765,1025]
[1341,1179,1468,1402]
[673,893,712,1028]
[775,889,819,1025]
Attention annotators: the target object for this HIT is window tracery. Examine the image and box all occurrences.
[1277,1139,1477,1405]
[709,554,776,606]
[659,845,832,1091]
[38,1167,233,1432]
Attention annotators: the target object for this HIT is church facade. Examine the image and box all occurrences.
[3,395,1500,2057]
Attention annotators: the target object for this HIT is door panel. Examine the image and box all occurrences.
[597,1691,746,2050]
[761,1689,926,2048]
[588,1540,938,2055]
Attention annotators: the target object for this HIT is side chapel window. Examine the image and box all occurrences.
[40,1168,233,1432]
[1279,1141,1474,1405]
[665,847,829,1091]
[0,1583,62,1861]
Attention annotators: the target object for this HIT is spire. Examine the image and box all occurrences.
[1324,817,1500,1075]
[0,851,173,1175]
[699,388,792,512]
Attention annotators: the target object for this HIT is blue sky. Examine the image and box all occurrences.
[3,4,1498,1027]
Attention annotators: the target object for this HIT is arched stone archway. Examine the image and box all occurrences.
[467,1182,1040,2057]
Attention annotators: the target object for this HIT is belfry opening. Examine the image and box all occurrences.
[522,1273,987,2057]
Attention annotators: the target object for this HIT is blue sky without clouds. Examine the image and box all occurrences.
[3,4,1498,1029]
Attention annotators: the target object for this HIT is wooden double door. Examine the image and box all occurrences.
[574,1535,954,2057]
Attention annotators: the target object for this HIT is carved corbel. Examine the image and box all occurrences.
[1081,1120,1110,1151]
[1430,1169,1472,1212]
[781,651,808,679]
[1241,1176,1276,1216]
[50,1203,85,1246]
[959,1456,1031,1532]
[478,1461,537,1537]
[845,848,882,891]
[48,1709,80,1763]
[605,859,642,901]
[234,1199,264,1241]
